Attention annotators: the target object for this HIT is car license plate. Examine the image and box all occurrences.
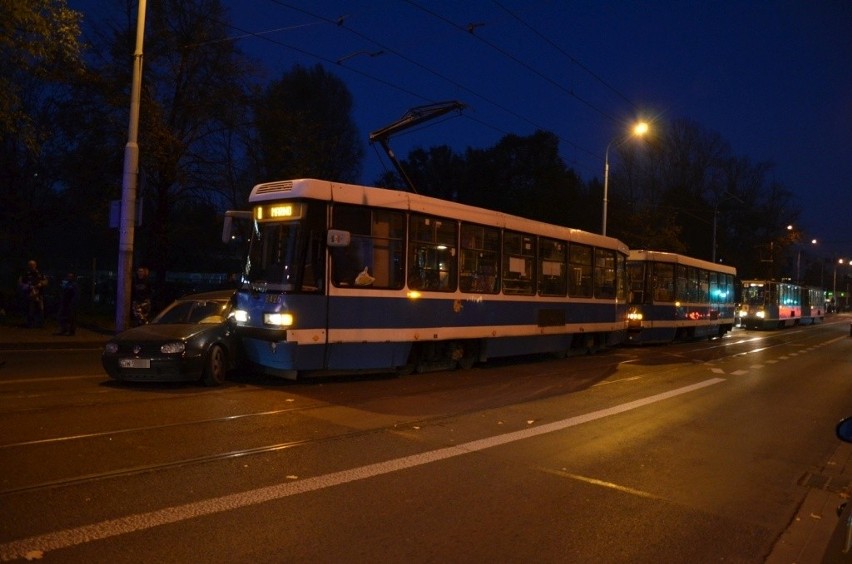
[119,358,151,369]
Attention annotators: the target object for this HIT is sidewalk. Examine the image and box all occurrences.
[0,319,113,350]
[768,439,852,563]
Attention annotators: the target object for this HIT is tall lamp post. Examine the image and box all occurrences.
[834,258,846,312]
[116,0,147,332]
[602,121,649,237]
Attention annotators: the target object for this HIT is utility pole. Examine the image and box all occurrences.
[115,0,147,332]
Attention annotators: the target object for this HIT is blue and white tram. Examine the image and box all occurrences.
[739,280,802,329]
[224,178,630,378]
[625,250,737,343]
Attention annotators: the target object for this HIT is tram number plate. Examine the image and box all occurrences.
[120,358,150,369]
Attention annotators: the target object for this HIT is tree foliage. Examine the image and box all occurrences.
[254,64,363,183]
[393,119,803,281]
[0,0,85,287]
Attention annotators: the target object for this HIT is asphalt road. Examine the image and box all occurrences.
[2,319,852,562]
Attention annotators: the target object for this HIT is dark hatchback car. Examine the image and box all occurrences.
[102,290,239,386]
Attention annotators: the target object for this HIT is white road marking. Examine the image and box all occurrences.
[0,378,725,561]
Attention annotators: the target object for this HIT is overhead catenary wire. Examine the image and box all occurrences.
[206,1,643,179]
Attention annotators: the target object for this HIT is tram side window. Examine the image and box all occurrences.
[709,273,720,304]
[538,237,567,296]
[502,231,535,295]
[652,262,674,302]
[675,265,688,302]
[780,283,799,306]
[331,205,405,289]
[685,267,698,302]
[459,224,499,293]
[568,243,593,298]
[725,275,734,303]
[616,254,627,301]
[698,269,710,302]
[408,214,458,292]
[594,248,617,298]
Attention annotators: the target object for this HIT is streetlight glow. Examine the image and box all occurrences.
[602,121,650,237]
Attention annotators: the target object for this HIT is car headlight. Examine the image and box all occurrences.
[160,342,186,354]
[264,312,294,327]
[104,342,118,354]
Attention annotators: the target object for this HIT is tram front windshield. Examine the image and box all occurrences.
[243,204,324,293]
[742,285,767,306]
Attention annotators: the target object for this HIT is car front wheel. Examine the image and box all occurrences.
[202,344,227,386]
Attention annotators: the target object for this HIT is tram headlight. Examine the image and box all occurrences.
[233,309,249,323]
[755,310,765,319]
[627,311,643,321]
[264,312,294,327]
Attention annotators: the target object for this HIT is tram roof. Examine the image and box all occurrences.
[628,249,737,275]
[250,178,629,253]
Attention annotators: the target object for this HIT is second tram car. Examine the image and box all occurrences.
[224,179,631,379]
[625,250,737,343]
[801,286,826,325]
[739,280,805,329]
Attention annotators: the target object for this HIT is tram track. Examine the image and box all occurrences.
[0,351,660,498]
[2,321,846,499]
[0,381,587,497]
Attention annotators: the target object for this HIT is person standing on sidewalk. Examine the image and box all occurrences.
[18,259,47,328]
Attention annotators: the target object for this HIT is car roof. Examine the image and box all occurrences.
[175,289,236,302]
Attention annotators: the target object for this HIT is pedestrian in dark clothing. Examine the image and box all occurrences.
[57,272,79,336]
[131,266,153,326]
[18,260,47,328]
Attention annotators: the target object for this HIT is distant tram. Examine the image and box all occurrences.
[223,179,630,378]
[739,280,824,329]
[625,250,737,343]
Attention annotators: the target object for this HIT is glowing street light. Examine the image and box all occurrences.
[602,121,649,237]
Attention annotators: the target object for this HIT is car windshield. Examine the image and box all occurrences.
[153,300,230,325]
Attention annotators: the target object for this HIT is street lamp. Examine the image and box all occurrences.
[602,121,649,237]
[834,258,846,312]
[116,0,147,332]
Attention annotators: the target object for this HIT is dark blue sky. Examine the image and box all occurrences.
[72,1,852,259]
